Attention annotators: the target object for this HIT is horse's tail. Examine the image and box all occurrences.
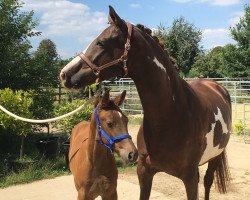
[214,150,231,193]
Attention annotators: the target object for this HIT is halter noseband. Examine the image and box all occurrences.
[78,22,133,82]
[94,106,131,153]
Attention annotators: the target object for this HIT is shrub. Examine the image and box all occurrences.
[234,120,245,136]
[0,88,33,158]
[53,99,93,136]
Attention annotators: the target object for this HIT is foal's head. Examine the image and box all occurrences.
[94,89,137,164]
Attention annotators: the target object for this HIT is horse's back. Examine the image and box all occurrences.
[69,121,89,170]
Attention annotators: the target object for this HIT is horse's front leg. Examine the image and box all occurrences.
[77,187,93,200]
[182,167,199,200]
[102,190,118,200]
[137,155,157,200]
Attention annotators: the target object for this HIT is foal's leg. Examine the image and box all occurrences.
[182,167,199,200]
[204,157,219,200]
[137,155,156,200]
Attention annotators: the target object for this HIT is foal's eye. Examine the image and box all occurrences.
[107,122,113,128]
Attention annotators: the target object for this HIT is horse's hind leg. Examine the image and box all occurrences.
[182,167,199,200]
[204,151,230,200]
[204,157,219,200]
[137,155,156,200]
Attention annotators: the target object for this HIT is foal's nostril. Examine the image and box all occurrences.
[128,151,138,162]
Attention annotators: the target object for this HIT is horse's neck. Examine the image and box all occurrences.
[129,38,190,129]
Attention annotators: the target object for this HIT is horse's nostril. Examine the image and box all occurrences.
[128,151,138,162]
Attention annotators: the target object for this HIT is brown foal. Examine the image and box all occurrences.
[69,90,138,200]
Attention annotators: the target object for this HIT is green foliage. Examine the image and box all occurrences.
[0,0,40,90]
[30,88,55,120]
[230,4,250,50]
[53,99,93,135]
[0,157,69,188]
[128,114,143,125]
[0,88,33,137]
[31,39,60,89]
[234,120,245,136]
[155,17,202,75]
[189,44,250,78]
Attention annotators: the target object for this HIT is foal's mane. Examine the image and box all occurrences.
[135,24,179,72]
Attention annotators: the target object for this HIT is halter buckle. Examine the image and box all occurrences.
[93,70,100,76]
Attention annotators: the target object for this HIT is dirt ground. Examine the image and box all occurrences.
[0,125,249,200]
[119,125,250,200]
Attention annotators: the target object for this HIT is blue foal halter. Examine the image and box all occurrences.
[94,106,131,153]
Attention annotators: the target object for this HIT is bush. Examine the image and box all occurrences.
[234,120,245,136]
[0,88,33,158]
[53,99,93,136]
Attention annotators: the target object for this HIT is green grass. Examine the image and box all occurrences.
[0,156,69,188]
[128,114,143,125]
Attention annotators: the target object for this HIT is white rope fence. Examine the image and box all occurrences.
[0,90,101,124]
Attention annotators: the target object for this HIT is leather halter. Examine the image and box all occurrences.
[78,22,133,82]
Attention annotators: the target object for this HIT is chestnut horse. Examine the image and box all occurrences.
[61,6,231,200]
[69,90,138,200]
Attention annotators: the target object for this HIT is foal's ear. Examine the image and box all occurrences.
[100,89,110,108]
[108,6,126,30]
[114,90,126,106]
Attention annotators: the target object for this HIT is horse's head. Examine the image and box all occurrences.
[94,89,137,164]
[60,6,131,91]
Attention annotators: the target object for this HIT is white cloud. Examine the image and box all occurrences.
[229,11,244,26]
[201,28,235,49]
[22,0,108,58]
[130,3,142,8]
[173,0,241,6]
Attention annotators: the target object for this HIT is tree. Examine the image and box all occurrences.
[188,47,224,78]
[230,4,250,50]
[0,0,40,90]
[155,17,202,75]
[31,39,59,88]
[30,39,60,132]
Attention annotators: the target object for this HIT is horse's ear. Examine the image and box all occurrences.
[108,6,126,30]
[114,90,126,106]
[100,88,110,108]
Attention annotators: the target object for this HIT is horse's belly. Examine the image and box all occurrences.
[199,107,230,165]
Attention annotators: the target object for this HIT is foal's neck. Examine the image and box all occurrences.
[87,115,113,165]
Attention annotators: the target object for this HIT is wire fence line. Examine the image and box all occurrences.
[103,78,250,142]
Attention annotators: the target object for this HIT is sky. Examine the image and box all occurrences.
[22,0,248,59]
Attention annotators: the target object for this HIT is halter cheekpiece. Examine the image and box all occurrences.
[78,22,133,82]
[94,106,131,153]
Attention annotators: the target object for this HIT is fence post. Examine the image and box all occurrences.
[58,85,62,104]
[234,81,237,119]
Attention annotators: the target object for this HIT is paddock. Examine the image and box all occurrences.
[0,125,249,200]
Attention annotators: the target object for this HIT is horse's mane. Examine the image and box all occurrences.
[135,24,179,72]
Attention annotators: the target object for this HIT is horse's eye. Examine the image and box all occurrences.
[97,41,105,47]
[107,122,113,128]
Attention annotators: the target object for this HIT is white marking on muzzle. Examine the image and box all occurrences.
[199,107,229,165]
[61,31,102,74]
[61,56,82,73]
